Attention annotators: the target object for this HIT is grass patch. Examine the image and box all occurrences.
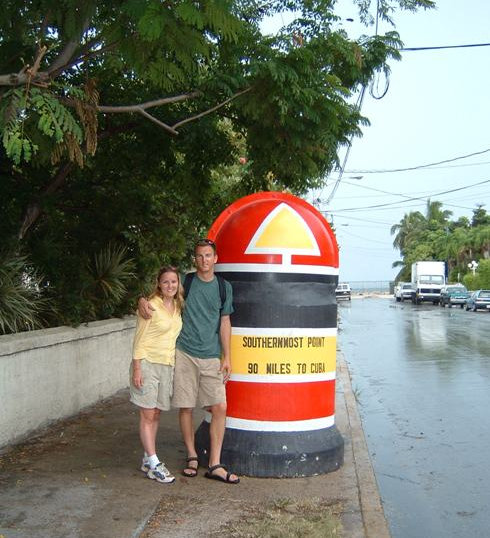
[211,497,343,538]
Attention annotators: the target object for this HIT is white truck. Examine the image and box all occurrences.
[411,261,446,305]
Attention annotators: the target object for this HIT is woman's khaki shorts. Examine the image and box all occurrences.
[171,348,226,409]
[129,359,174,411]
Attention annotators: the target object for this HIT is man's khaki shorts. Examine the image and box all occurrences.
[171,348,226,409]
[129,359,174,411]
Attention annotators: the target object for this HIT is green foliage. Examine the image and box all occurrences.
[392,202,490,284]
[477,259,490,288]
[0,251,52,334]
[463,272,479,291]
[31,88,82,143]
[0,0,435,331]
[354,0,435,26]
[465,259,490,290]
[0,85,96,166]
[81,244,136,321]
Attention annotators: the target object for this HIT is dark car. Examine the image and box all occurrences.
[440,284,470,308]
[465,289,490,312]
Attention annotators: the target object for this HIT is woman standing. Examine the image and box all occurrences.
[130,266,183,483]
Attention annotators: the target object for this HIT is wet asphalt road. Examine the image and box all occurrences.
[338,297,490,538]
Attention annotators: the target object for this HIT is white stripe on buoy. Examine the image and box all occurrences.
[215,263,338,275]
[232,327,337,337]
[229,372,336,383]
[204,412,335,432]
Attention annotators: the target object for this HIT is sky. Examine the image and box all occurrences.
[281,1,490,283]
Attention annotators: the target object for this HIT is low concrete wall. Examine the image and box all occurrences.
[0,317,136,449]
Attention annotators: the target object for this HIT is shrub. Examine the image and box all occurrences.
[0,251,52,334]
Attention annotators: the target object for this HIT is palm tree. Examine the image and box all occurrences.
[446,227,473,270]
[473,225,490,259]
[390,210,426,254]
[0,251,51,334]
[424,199,452,229]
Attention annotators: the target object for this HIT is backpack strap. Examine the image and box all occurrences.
[183,272,195,300]
[216,274,227,313]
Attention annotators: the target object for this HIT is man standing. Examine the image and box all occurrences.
[140,238,239,484]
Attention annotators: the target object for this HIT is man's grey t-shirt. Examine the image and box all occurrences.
[176,274,234,359]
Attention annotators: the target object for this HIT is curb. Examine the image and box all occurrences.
[338,352,391,538]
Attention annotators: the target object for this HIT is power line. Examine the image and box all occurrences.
[337,179,479,211]
[325,178,490,212]
[401,42,490,52]
[323,86,367,205]
[345,148,490,174]
[322,212,394,225]
[407,160,490,171]
[321,177,483,212]
[336,228,393,246]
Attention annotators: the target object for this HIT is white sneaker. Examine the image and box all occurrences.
[140,459,150,473]
[147,462,175,484]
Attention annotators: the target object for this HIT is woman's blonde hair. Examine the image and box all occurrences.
[148,266,184,313]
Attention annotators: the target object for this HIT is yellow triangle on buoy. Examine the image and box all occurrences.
[245,203,320,260]
[255,206,315,249]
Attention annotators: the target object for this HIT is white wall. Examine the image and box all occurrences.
[0,317,136,449]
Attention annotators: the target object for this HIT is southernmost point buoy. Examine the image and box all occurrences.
[195,192,343,477]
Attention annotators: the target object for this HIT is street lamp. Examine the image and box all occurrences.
[468,260,478,276]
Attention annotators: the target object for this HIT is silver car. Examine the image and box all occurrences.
[395,282,413,302]
[465,289,490,312]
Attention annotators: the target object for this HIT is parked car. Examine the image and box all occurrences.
[465,289,490,311]
[440,284,470,308]
[335,282,351,301]
[394,282,413,302]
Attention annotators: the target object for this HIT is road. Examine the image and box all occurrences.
[338,296,490,538]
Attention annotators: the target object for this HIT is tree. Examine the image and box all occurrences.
[473,226,490,259]
[390,210,425,253]
[424,199,452,230]
[392,201,490,286]
[1,0,435,330]
[471,204,490,227]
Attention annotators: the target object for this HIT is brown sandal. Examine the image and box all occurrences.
[182,456,199,477]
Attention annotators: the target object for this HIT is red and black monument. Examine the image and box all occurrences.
[195,192,343,477]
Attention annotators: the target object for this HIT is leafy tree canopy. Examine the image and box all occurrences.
[392,202,490,288]
[0,0,435,331]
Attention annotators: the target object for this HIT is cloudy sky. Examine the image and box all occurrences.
[306,0,490,283]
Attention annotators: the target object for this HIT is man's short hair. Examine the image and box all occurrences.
[195,238,217,254]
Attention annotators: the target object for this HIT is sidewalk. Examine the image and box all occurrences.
[0,354,390,538]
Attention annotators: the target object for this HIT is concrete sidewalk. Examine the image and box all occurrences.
[0,354,390,538]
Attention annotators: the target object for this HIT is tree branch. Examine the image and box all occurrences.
[171,87,252,130]
[18,162,74,240]
[97,91,201,113]
[37,13,51,56]
[17,122,140,239]
[137,110,178,135]
[0,17,93,86]
[28,46,48,79]
[48,17,91,74]
[49,39,117,79]
[0,38,117,86]
[0,71,50,86]
[1,46,50,86]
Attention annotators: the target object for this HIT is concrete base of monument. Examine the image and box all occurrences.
[195,421,344,477]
